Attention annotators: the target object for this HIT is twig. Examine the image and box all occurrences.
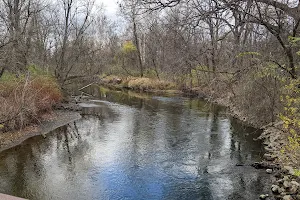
[78,82,95,91]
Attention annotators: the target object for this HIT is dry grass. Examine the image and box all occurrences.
[101,75,123,85]
[126,77,176,91]
[101,75,177,91]
[0,75,62,132]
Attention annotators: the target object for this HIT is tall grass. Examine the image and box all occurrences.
[101,75,176,91]
[0,74,62,132]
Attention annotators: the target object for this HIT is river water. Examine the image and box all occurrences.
[0,87,271,200]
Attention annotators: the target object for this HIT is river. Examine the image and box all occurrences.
[0,86,271,200]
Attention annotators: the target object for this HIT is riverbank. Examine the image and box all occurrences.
[1,74,298,199]
[99,75,259,127]
[0,110,81,152]
[0,72,63,132]
[99,75,183,95]
[0,90,272,200]
[257,123,300,200]
[98,75,300,200]
[208,89,300,199]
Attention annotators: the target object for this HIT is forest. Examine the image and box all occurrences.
[0,0,299,167]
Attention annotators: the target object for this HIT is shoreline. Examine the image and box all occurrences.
[97,82,300,199]
[0,110,81,153]
[1,83,298,199]
[100,81,261,127]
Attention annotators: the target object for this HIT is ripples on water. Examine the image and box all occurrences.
[0,87,271,200]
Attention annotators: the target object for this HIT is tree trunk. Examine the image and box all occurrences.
[133,19,143,77]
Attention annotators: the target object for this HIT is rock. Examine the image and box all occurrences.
[284,166,295,175]
[251,161,281,169]
[270,134,280,143]
[290,184,298,194]
[290,181,300,194]
[271,185,280,193]
[268,142,277,149]
[277,179,284,184]
[291,181,300,187]
[115,78,122,84]
[264,146,274,152]
[266,169,273,174]
[282,195,293,200]
[284,181,292,189]
[259,194,269,199]
[275,172,283,178]
[264,153,277,161]
[279,187,286,194]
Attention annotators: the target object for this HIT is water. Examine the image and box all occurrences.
[0,87,271,200]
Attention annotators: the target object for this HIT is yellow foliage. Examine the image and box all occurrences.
[280,78,300,166]
[122,41,137,54]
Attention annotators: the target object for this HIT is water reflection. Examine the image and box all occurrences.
[0,87,270,200]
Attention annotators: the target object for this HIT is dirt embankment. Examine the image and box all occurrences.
[211,97,300,200]
[0,111,81,152]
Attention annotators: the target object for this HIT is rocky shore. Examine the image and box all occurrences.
[256,123,300,200]
[208,95,300,200]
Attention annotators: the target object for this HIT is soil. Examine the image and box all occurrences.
[0,110,81,152]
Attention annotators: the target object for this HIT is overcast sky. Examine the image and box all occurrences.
[97,0,119,19]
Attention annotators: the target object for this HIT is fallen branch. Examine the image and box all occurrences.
[79,82,95,91]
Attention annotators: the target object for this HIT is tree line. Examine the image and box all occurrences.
[119,0,300,126]
[0,0,299,126]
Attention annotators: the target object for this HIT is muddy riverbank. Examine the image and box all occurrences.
[0,111,81,152]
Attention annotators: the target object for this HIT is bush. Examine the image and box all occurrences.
[127,77,176,91]
[0,74,62,132]
[279,78,300,166]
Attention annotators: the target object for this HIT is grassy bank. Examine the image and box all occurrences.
[100,75,190,95]
[0,73,62,132]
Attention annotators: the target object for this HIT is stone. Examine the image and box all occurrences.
[266,169,273,174]
[290,181,300,194]
[277,179,284,184]
[264,146,273,151]
[251,161,280,169]
[268,142,277,149]
[271,185,280,193]
[291,181,300,187]
[264,153,277,161]
[284,181,292,189]
[282,195,293,200]
[290,184,298,194]
[279,187,286,194]
[284,166,295,175]
[259,194,269,199]
[284,176,290,181]
[275,172,283,178]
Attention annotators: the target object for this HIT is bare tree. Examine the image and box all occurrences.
[120,0,145,77]
[53,0,96,84]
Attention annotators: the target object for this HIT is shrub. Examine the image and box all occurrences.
[279,78,300,166]
[0,74,62,132]
[127,77,176,91]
